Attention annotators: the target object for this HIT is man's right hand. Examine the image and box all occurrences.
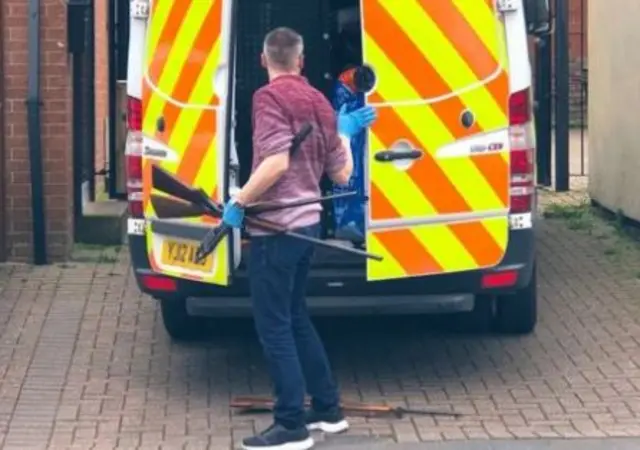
[222,198,245,228]
[337,104,377,139]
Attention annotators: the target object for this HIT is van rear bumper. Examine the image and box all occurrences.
[130,227,535,315]
[187,293,475,317]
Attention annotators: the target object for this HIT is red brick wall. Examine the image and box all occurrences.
[569,0,588,64]
[1,0,73,262]
[95,0,109,193]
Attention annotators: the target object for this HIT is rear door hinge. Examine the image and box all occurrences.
[130,0,150,20]
[496,0,518,12]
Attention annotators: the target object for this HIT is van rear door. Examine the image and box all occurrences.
[362,0,511,281]
[141,0,233,286]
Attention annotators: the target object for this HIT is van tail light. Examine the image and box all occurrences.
[140,274,177,292]
[508,88,535,214]
[481,270,518,289]
[126,96,144,218]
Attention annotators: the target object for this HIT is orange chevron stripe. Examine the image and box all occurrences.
[145,0,192,146]
[176,106,217,184]
[154,1,222,146]
[448,220,504,267]
[369,169,397,221]
[142,159,153,211]
[147,0,191,84]
[364,1,481,139]
[368,92,472,216]
[167,0,221,105]
[418,0,508,115]
[370,184,443,274]
[372,169,502,269]
[142,83,152,122]
[470,153,509,206]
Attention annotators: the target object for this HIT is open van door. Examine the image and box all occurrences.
[140,0,235,286]
[362,0,512,281]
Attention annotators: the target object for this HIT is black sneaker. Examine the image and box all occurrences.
[241,423,314,450]
[305,408,350,434]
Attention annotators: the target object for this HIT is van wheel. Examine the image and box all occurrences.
[452,294,495,334]
[159,297,207,341]
[495,265,537,335]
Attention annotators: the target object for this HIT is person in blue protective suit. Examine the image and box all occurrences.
[330,17,368,243]
[331,68,366,242]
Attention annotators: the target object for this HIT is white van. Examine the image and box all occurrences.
[124,0,550,340]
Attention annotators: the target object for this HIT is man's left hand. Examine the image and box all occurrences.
[222,199,245,228]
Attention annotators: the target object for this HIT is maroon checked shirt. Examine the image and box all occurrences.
[248,74,347,234]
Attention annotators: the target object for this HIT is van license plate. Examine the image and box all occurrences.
[160,239,214,272]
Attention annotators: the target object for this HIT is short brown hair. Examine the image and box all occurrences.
[263,27,304,71]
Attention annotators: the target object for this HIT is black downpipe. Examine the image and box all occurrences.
[72,53,83,231]
[553,0,570,192]
[26,0,47,264]
[107,0,116,197]
[535,33,552,187]
[0,2,6,261]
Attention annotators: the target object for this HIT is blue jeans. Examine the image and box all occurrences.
[249,224,340,429]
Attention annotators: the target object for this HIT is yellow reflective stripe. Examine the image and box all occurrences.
[192,135,218,202]
[363,35,439,107]
[368,133,436,217]
[169,38,220,153]
[399,107,506,212]
[452,0,503,64]
[413,225,477,272]
[145,0,172,67]
[381,0,506,130]
[189,40,221,105]
[366,232,407,280]
[480,216,509,251]
[143,4,209,134]
[190,39,221,196]
[437,158,505,212]
[366,34,505,214]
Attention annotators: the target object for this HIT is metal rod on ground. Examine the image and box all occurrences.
[553,0,570,192]
[230,397,462,419]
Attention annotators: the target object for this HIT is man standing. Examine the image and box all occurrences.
[222,27,377,450]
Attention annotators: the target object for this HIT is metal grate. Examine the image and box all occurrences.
[234,0,332,184]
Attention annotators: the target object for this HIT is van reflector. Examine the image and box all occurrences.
[141,274,177,292]
[481,270,518,289]
[126,96,144,218]
[508,88,535,214]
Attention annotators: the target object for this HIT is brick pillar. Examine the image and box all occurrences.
[2,0,74,262]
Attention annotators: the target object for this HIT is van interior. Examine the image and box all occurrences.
[233,0,367,270]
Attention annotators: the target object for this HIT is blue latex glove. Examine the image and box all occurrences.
[222,199,244,228]
[337,104,377,138]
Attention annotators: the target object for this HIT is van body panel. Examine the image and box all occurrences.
[361,0,511,281]
[140,0,232,286]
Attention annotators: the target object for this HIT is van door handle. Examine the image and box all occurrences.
[374,149,423,163]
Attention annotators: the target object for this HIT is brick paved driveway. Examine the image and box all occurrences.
[1,202,640,449]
